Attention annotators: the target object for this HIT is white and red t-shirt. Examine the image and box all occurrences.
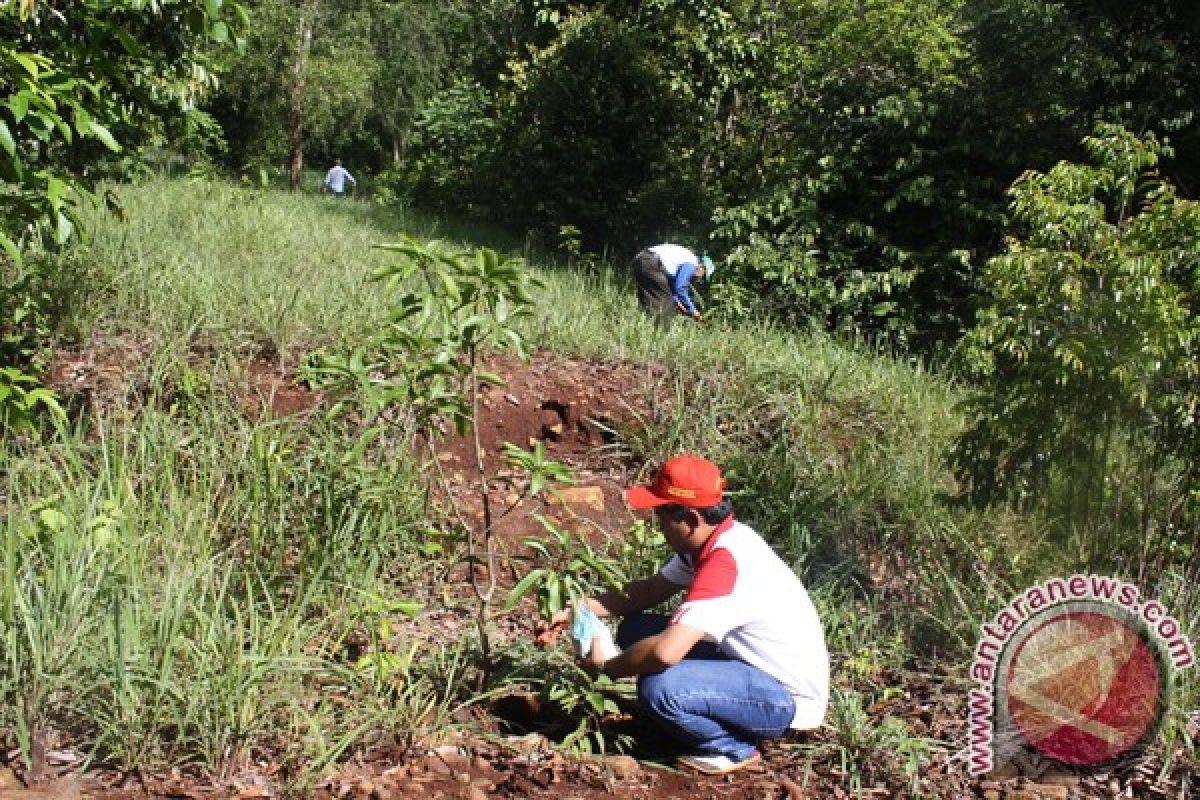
[661,517,829,729]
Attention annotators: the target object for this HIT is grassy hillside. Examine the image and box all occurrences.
[3,177,1194,792]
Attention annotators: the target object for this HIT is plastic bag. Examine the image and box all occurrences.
[571,605,619,661]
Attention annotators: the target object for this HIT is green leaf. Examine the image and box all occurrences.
[37,508,68,533]
[0,120,14,158]
[0,231,21,264]
[546,575,563,614]
[504,568,547,609]
[87,121,120,151]
[11,52,39,78]
[115,29,139,54]
[46,176,67,210]
[8,93,29,123]
[389,599,424,618]
[54,211,73,244]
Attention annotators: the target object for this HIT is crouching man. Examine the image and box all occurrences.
[572,455,829,774]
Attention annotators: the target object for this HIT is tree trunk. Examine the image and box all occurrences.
[289,0,319,192]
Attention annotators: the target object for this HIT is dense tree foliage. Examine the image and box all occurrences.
[211,0,457,183]
[8,0,1180,341]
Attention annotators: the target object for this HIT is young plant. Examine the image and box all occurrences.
[305,235,544,676]
[505,513,623,619]
[502,515,634,754]
[0,366,63,436]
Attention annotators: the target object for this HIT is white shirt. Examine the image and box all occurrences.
[324,165,356,193]
[661,518,830,729]
[649,243,699,277]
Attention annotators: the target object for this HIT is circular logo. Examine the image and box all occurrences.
[1003,605,1165,766]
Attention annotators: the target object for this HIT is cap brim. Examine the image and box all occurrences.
[626,485,672,509]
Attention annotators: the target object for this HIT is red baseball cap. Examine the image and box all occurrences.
[626,455,727,509]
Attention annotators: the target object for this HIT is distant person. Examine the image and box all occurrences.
[632,243,713,328]
[558,455,829,775]
[323,159,356,197]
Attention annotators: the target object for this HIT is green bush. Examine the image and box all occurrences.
[396,81,503,218]
[956,124,1199,566]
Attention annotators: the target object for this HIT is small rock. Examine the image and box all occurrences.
[548,486,605,512]
[505,394,520,406]
[0,771,21,791]
[458,788,488,800]
[983,791,1000,800]
[0,776,81,800]
[1012,785,1069,800]
[599,755,640,780]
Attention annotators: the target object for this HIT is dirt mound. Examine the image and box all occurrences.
[432,352,666,544]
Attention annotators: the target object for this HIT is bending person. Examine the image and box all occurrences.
[571,455,828,774]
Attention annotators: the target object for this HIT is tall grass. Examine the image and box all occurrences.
[2,361,457,784]
[71,178,399,358]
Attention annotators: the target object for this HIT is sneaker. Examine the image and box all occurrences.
[676,750,762,775]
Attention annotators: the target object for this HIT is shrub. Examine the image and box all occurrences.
[956,124,1199,568]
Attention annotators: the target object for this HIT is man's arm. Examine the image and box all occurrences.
[671,263,700,317]
[593,620,706,678]
[588,573,682,619]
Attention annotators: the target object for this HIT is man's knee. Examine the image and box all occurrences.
[636,671,677,716]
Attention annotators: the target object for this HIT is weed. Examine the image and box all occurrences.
[806,687,932,796]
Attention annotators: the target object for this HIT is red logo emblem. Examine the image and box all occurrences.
[1004,609,1163,766]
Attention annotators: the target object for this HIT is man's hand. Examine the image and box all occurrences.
[534,615,566,648]
[581,636,609,677]
[691,310,702,321]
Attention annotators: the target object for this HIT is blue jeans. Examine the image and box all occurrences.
[617,614,795,761]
